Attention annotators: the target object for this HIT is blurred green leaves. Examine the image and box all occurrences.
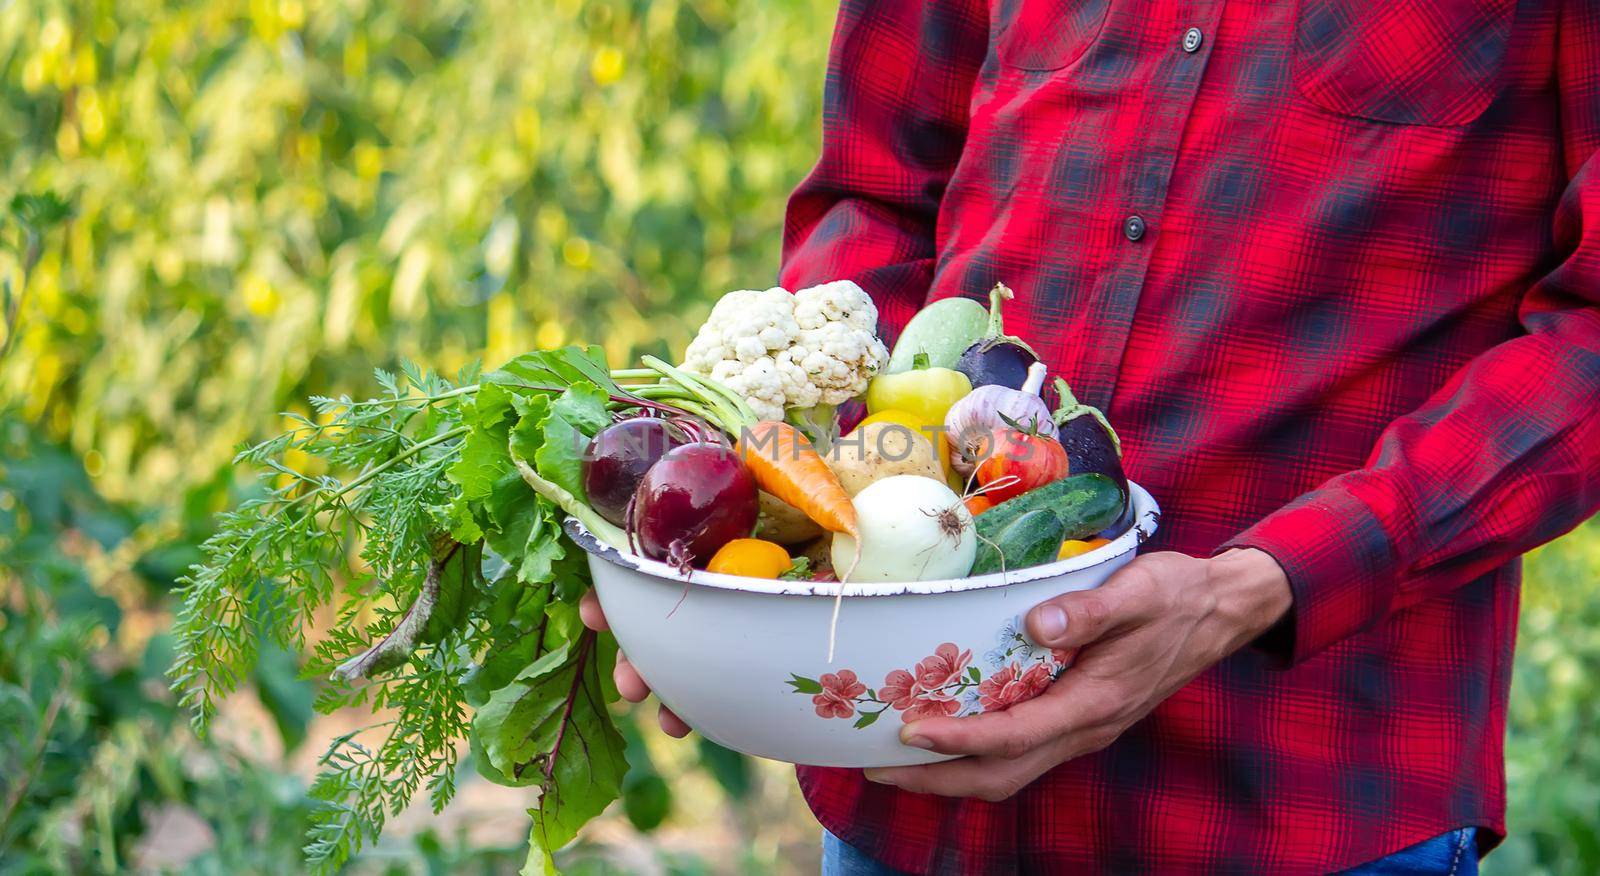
[0,424,319,873]
[2,0,838,866]
[1488,519,1600,875]
[4,0,838,870]
[0,0,832,510]
[2,191,70,360]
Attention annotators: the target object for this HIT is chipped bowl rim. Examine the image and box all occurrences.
[565,481,1158,597]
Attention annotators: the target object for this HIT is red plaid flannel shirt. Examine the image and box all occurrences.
[778,0,1600,872]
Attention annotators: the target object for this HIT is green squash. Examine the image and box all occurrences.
[886,297,989,372]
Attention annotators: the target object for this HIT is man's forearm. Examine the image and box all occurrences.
[1205,548,1293,660]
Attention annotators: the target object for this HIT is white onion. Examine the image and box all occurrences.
[831,475,976,583]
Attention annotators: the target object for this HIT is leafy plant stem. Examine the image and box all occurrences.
[0,230,39,362]
[288,425,467,517]
[318,384,481,412]
[622,385,724,426]
[0,662,71,845]
[636,356,756,432]
[539,631,594,785]
[509,444,628,549]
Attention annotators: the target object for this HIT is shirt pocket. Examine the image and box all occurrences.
[993,0,1114,72]
[1291,0,1515,126]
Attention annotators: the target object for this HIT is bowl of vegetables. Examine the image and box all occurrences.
[172,276,1156,867]
[570,479,1157,768]
[516,280,1156,766]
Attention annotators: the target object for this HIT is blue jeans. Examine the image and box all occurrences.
[821,827,1478,875]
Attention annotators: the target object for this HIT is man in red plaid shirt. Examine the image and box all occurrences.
[584,0,1600,871]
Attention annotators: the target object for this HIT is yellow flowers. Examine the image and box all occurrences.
[591,47,625,86]
[242,274,279,317]
[535,320,566,350]
[352,142,384,180]
[78,89,107,146]
[562,237,593,269]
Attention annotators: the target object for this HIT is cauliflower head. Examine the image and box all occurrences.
[682,286,799,370]
[681,280,888,427]
[790,281,889,406]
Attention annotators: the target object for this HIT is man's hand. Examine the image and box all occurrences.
[579,588,692,738]
[861,549,1292,801]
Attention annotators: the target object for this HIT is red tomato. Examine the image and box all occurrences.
[975,429,1069,503]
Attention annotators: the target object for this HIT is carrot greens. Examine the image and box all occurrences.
[170,347,640,874]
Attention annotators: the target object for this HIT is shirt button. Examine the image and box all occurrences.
[1182,27,1204,53]
[1123,215,1147,241]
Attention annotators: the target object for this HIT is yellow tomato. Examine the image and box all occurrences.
[1057,537,1111,561]
[706,538,793,579]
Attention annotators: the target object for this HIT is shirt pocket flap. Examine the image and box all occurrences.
[994,0,1114,72]
[1292,0,1515,126]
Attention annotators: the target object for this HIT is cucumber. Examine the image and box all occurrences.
[887,297,989,372]
[975,473,1126,542]
[971,509,1066,575]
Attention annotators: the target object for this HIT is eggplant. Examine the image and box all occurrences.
[1051,378,1128,495]
[954,282,1042,390]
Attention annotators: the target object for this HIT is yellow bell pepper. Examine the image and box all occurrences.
[864,353,971,426]
[1057,537,1111,560]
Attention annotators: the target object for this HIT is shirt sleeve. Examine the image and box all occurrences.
[1225,5,1600,666]
[777,0,987,342]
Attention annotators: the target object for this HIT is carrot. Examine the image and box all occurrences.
[736,419,861,662]
[736,420,858,539]
[632,358,864,660]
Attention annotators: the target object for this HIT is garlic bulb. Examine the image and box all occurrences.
[944,361,1056,477]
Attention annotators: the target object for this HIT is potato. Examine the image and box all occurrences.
[755,490,824,545]
[795,534,834,574]
[826,421,945,497]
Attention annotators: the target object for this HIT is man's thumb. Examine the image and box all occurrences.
[1025,589,1119,649]
[1025,555,1180,649]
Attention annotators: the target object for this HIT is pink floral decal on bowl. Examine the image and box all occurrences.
[786,620,1077,728]
[810,670,866,719]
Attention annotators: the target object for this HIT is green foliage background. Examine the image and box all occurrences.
[0,0,1596,872]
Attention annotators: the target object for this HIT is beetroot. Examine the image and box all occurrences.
[582,417,689,526]
[628,443,758,568]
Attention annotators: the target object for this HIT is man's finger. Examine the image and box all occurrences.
[613,654,651,702]
[899,679,1083,759]
[659,705,691,738]
[578,589,610,632]
[863,747,1057,802]
[1025,553,1182,649]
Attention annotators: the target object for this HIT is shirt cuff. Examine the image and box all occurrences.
[1219,481,1401,667]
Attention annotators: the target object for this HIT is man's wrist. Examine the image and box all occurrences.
[1203,548,1293,652]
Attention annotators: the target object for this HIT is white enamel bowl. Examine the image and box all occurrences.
[569,483,1159,768]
